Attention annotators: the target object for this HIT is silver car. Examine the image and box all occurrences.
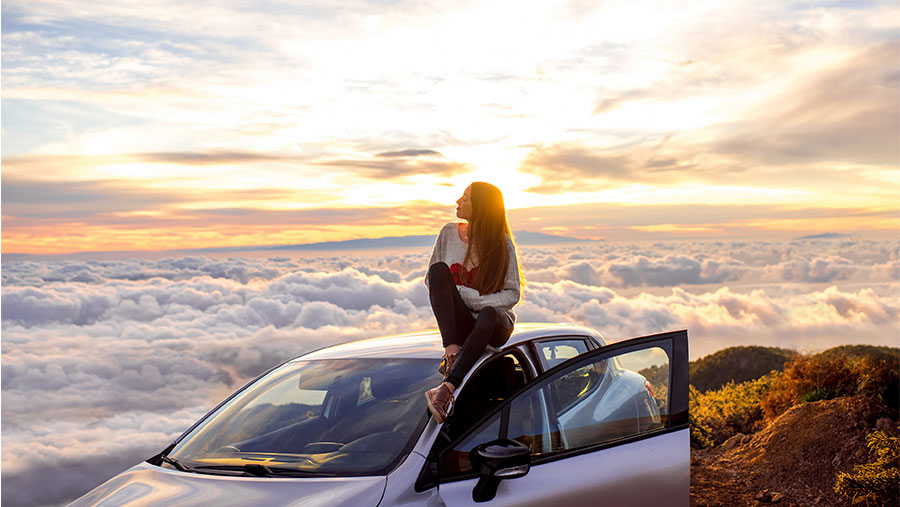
[71,324,689,506]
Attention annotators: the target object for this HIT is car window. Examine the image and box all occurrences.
[538,339,588,370]
[553,346,669,450]
[437,336,679,480]
[167,358,442,476]
[439,353,528,443]
[440,387,552,478]
[440,417,500,476]
[551,361,602,415]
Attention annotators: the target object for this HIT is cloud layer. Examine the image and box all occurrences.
[2,239,899,505]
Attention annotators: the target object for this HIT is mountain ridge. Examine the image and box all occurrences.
[4,230,596,260]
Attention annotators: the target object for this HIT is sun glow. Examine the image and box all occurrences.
[2,0,896,254]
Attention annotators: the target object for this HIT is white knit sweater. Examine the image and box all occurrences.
[425,222,521,324]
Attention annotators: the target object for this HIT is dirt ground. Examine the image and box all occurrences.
[690,395,898,506]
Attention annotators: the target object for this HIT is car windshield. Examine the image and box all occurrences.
[167,358,441,476]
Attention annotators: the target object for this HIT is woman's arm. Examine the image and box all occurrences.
[458,285,520,311]
[457,239,521,311]
[424,224,451,289]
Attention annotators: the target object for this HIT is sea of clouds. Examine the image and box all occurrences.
[2,239,899,505]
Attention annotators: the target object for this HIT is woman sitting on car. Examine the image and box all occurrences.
[424,182,523,423]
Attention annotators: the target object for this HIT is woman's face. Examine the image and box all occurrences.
[456,185,473,221]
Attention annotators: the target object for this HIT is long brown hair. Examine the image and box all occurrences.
[463,182,522,295]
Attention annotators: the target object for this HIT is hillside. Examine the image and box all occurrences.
[689,346,798,392]
[813,344,899,363]
[692,395,897,506]
[689,344,900,506]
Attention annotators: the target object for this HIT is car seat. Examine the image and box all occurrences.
[446,355,525,441]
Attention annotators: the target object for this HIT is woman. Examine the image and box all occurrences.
[423,182,522,423]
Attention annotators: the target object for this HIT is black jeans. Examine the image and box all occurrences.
[428,262,513,388]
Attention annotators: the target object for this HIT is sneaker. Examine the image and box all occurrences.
[438,353,458,379]
[425,382,454,424]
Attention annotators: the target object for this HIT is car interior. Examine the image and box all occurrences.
[439,353,528,444]
[224,363,435,470]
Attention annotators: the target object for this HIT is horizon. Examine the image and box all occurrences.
[1,227,596,257]
[0,227,874,258]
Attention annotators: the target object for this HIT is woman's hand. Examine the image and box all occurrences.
[458,284,519,312]
[457,285,480,306]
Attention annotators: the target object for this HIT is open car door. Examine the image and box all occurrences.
[423,330,689,506]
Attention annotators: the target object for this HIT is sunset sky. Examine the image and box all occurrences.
[2,3,899,504]
[2,0,898,253]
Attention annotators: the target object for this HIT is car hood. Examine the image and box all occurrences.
[69,462,387,507]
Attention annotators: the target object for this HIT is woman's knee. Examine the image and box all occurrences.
[478,307,512,346]
[477,306,500,323]
[428,262,451,278]
[428,262,452,290]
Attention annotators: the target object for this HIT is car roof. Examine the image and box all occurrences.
[296,323,605,361]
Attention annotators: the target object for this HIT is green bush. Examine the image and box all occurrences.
[834,427,900,506]
[689,385,714,448]
[688,345,899,450]
[689,374,775,448]
[802,387,836,403]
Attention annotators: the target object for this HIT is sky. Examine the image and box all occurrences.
[2,0,898,254]
[1,1,899,505]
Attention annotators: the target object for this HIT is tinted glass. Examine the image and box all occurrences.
[539,339,588,369]
[554,346,669,450]
[168,358,441,476]
[441,388,550,477]
[441,417,500,476]
[441,344,671,478]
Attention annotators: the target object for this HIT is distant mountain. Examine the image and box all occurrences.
[200,230,593,253]
[5,230,595,260]
[267,235,435,251]
[513,230,595,245]
[793,232,852,240]
[690,346,799,392]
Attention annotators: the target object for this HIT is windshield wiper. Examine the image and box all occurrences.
[160,454,193,473]
[191,464,336,478]
[243,464,273,477]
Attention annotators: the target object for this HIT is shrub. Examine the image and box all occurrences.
[689,385,714,449]
[689,374,775,448]
[763,352,900,421]
[834,427,900,506]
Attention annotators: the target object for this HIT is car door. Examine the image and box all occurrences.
[430,330,688,506]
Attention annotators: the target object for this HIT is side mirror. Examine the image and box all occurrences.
[470,438,531,503]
